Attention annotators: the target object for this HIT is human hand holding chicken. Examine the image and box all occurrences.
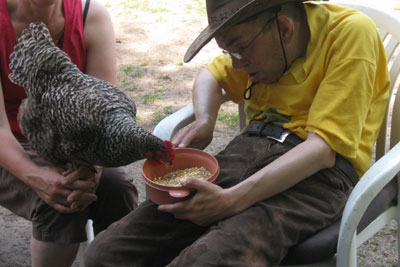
[62,165,102,211]
[28,165,98,213]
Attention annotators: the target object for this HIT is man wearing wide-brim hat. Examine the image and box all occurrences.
[84,0,390,266]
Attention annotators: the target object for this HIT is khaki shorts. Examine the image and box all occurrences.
[0,141,138,243]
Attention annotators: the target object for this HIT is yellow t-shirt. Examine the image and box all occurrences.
[208,2,390,177]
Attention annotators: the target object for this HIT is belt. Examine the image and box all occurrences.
[244,123,359,186]
[244,122,304,147]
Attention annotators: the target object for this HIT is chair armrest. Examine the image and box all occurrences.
[337,142,400,265]
[152,103,195,141]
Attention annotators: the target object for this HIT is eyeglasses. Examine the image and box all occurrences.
[222,16,275,61]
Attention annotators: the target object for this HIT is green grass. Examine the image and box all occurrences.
[186,0,206,16]
[142,93,160,104]
[154,87,165,93]
[121,65,146,78]
[118,75,137,91]
[153,106,174,123]
[118,65,147,91]
[122,0,169,13]
[217,109,239,129]
[149,7,169,13]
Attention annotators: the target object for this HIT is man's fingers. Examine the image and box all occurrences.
[180,177,213,191]
[172,128,191,147]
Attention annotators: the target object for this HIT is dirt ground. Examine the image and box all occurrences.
[1,0,400,266]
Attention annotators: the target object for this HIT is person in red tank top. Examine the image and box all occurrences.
[0,1,138,266]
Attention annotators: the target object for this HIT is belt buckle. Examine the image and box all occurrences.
[267,130,290,143]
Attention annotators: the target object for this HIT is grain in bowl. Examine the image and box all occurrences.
[153,167,211,186]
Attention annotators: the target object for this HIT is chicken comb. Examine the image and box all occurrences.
[145,140,176,166]
[164,140,175,161]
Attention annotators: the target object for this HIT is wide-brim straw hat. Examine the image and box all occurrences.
[184,0,304,62]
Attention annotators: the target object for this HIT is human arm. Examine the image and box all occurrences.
[172,67,225,149]
[83,0,117,85]
[159,132,336,226]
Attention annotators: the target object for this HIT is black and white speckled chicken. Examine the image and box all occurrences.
[8,22,174,168]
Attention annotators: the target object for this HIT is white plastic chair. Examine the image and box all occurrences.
[152,3,400,266]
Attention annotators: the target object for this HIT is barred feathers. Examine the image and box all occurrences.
[9,22,174,167]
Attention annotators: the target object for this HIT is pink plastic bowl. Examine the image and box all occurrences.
[141,148,220,205]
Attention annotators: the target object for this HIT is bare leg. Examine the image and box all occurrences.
[31,237,80,267]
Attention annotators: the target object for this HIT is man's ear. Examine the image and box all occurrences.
[277,15,295,44]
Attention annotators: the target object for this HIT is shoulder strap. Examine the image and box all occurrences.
[83,0,90,27]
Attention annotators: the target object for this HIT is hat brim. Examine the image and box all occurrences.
[183,0,303,63]
[184,25,217,63]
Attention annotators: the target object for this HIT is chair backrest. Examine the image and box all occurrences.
[237,2,400,161]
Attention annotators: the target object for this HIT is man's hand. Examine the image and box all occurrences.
[157,178,234,226]
[172,119,214,149]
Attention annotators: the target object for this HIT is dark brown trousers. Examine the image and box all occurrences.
[84,134,355,266]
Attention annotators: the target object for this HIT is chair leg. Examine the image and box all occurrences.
[396,216,400,267]
[85,219,94,243]
[396,223,400,267]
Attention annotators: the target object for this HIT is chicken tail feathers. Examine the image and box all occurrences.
[8,22,75,92]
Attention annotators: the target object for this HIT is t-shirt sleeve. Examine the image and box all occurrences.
[306,13,389,159]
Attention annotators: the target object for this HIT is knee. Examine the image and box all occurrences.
[83,240,104,267]
[99,167,138,208]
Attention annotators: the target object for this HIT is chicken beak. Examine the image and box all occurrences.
[161,160,173,167]
[161,161,170,168]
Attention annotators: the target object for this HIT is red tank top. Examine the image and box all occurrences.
[0,0,87,140]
